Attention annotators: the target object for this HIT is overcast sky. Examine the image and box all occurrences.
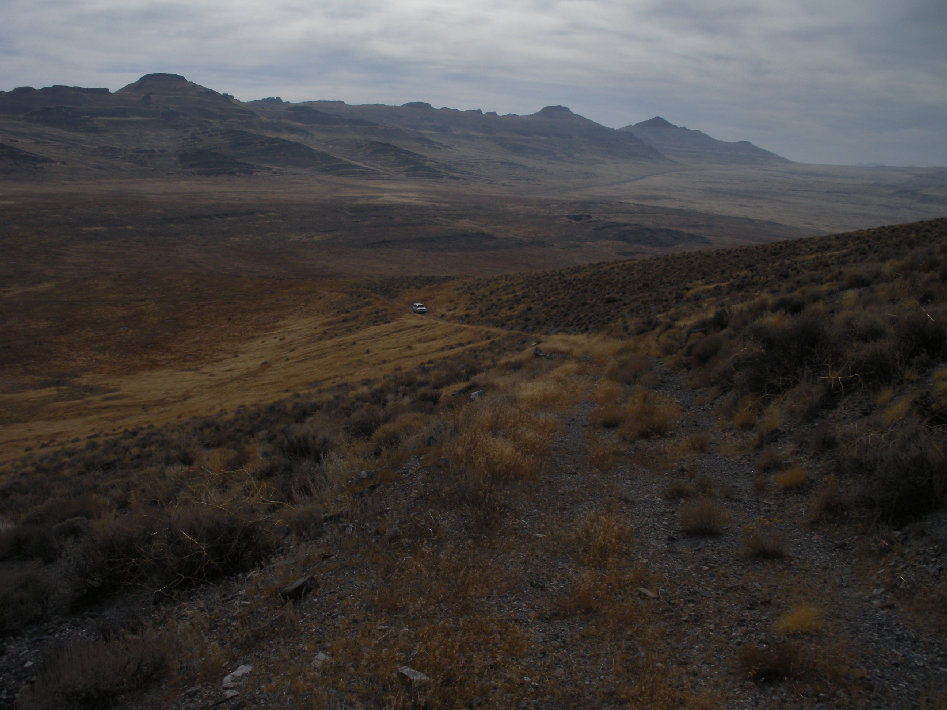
[3,0,945,165]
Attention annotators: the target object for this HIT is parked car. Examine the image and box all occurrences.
[411,302,427,314]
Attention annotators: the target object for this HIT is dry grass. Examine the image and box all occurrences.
[570,509,635,567]
[679,498,729,536]
[17,625,177,709]
[619,388,681,441]
[774,605,823,635]
[514,363,584,410]
[807,474,845,523]
[741,518,787,559]
[774,464,809,491]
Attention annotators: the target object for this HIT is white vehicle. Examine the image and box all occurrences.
[411,302,427,314]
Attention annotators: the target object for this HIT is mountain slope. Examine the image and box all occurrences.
[622,116,790,165]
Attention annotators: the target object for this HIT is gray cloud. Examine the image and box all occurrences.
[1,0,945,165]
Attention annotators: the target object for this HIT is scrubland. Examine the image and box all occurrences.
[1,219,946,708]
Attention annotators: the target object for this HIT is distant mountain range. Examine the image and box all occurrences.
[621,116,789,165]
[0,73,789,181]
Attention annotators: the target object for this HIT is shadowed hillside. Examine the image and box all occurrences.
[1,218,945,708]
[623,116,790,165]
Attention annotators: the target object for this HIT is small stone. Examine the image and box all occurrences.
[280,576,317,602]
[398,666,431,684]
[313,652,330,669]
[637,587,658,599]
[222,664,252,689]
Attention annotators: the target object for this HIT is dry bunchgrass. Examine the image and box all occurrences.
[751,410,782,449]
[662,474,716,501]
[741,518,787,559]
[679,498,729,535]
[685,431,712,452]
[590,402,627,429]
[370,411,431,452]
[570,509,634,567]
[514,369,582,410]
[17,624,177,710]
[606,352,657,387]
[774,605,823,635]
[619,389,681,441]
[556,567,643,617]
[732,395,760,430]
[807,474,845,523]
[440,396,558,526]
[774,464,809,491]
[592,378,626,405]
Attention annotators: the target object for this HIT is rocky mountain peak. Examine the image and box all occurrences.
[636,116,677,129]
[534,105,576,118]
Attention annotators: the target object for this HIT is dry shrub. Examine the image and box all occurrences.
[754,446,784,472]
[370,411,430,452]
[593,378,626,405]
[607,352,655,386]
[571,510,634,567]
[732,395,759,430]
[442,398,557,526]
[0,567,58,635]
[679,498,728,536]
[557,567,642,616]
[839,417,946,522]
[663,475,715,501]
[18,625,175,709]
[751,410,782,449]
[774,605,823,635]
[807,474,845,523]
[775,464,809,491]
[741,518,786,559]
[590,403,627,429]
[685,431,711,452]
[619,389,681,441]
[88,502,276,595]
[514,375,578,410]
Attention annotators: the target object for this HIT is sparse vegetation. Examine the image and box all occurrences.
[2,217,946,707]
[679,498,729,536]
[741,518,787,559]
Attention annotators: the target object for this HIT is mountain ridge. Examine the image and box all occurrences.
[0,73,785,180]
[622,116,790,165]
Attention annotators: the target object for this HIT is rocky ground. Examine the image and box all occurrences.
[2,360,945,708]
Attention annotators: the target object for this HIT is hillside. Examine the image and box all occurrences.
[1,219,945,708]
[622,117,790,165]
